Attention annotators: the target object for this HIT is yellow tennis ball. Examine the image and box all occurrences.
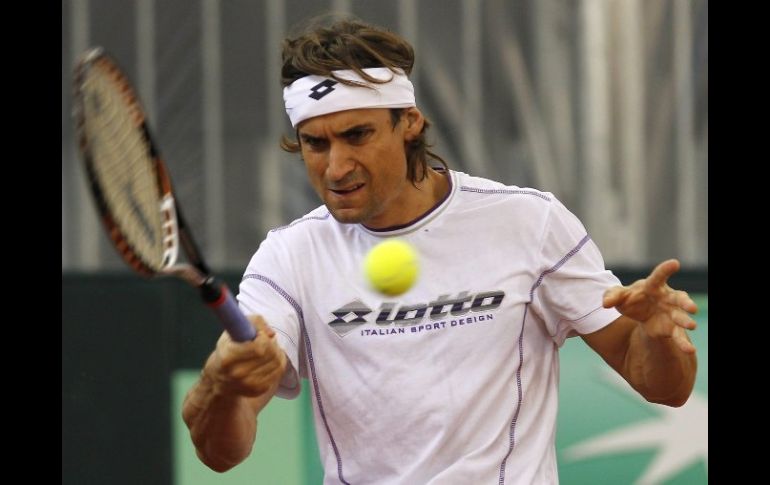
[364,239,419,296]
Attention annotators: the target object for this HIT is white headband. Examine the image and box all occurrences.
[283,67,416,127]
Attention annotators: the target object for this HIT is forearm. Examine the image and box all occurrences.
[624,322,697,407]
[182,363,278,472]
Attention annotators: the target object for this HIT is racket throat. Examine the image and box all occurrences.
[167,263,207,287]
[199,276,228,305]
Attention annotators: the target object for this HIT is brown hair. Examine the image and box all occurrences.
[280,17,448,183]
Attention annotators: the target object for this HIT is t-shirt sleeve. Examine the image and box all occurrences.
[531,197,622,346]
[237,231,304,399]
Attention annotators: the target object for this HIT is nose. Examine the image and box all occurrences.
[326,141,356,182]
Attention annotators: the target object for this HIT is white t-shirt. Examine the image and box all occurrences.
[238,170,622,484]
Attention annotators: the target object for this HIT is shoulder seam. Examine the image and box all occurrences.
[459,186,551,201]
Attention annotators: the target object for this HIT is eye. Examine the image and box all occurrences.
[345,128,372,144]
[302,136,327,151]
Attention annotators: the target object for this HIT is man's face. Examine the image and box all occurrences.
[298,107,424,229]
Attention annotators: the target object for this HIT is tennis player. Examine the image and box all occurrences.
[182,17,698,484]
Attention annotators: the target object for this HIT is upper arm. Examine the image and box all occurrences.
[530,196,623,344]
[580,315,637,375]
[239,234,304,397]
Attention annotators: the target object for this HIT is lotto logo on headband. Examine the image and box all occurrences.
[309,80,338,100]
[283,67,416,127]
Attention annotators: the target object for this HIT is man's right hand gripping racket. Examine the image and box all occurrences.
[72,47,256,342]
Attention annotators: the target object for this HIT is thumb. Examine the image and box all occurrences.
[603,286,627,308]
[248,314,276,339]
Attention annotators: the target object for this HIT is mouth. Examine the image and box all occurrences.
[329,183,365,196]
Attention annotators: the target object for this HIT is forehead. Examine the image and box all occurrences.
[298,108,391,135]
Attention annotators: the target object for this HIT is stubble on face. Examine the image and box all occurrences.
[300,109,411,228]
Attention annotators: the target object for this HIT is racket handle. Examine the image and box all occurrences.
[200,277,257,342]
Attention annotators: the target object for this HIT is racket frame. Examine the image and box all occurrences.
[73,47,256,342]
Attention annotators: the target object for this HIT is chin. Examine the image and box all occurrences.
[328,207,366,225]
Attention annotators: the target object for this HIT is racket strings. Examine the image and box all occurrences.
[82,66,166,270]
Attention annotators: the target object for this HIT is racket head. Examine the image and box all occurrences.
[73,47,179,277]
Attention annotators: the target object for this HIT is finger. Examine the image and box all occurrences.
[233,352,288,396]
[676,290,698,314]
[251,318,286,362]
[217,335,270,369]
[241,365,285,396]
[646,259,680,289]
[672,327,697,354]
[215,331,244,366]
[672,309,697,330]
[228,351,284,381]
[249,315,276,339]
[216,329,233,346]
[603,286,628,308]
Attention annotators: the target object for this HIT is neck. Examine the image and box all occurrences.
[423,166,450,205]
[364,168,450,231]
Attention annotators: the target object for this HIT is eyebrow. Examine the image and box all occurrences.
[298,132,324,143]
[299,122,375,141]
[339,123,375,137]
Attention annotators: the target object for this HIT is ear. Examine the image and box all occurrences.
[403,107,425,140]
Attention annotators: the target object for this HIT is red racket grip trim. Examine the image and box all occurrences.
[200,277,257,342]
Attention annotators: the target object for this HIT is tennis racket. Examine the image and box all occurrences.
[72,46,256,342]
